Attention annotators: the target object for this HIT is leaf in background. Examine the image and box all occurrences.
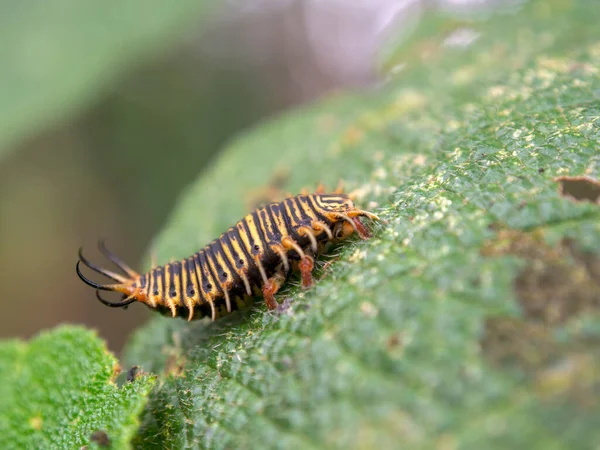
[124,0,600,448]
[0,326,154,450]
[0,0,217,162]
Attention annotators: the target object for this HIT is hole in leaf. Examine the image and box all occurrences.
[90,430,111,447]
[555,175,600,204]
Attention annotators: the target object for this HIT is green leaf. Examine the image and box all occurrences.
[0,0,217,162]
[125,0,600,448]
[0,326,154,450]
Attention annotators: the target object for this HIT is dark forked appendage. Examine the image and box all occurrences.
[78,246,126,283]
[96,289,135,308]
[76,243,136,308]
[98,239,139,278]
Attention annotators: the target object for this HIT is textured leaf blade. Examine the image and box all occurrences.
[0,326,155,450]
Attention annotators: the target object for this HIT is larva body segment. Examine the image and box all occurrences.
[77,191,380,321]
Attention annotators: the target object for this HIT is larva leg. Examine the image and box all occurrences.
[271,244,290,273]
[299,255,314,289]
[311,221,333,239]
[281,235,314,288]
[282,236,305,258]
[297,226,318,253]
[262,271,287,310]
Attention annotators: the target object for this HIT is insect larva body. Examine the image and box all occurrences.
[77,190,380,321]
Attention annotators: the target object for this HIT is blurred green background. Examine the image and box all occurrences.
[0,1,421,352]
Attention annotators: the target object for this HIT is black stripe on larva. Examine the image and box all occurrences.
[293,196,308,222]
[221,232,243,264]
[201,248,220,293]
[259,209,275,241]
[267,203,280,230]
[252,211,270,246]
[265,205,281,240]
[153,267,163,297]
[207,244,228,283]
[298,196,311,216]
[241,216,261,255]
[215,238,237,278]
[277,201,293,236]
[187,257,201,299]
[163,264,177,297]
[230,226,252,267]
[307,195,327,222]
[192,252,207,293]
[153,269,159,297]
[223,231,243,268]
[150,269,157,296]
[196,251,214,293]
[164,267,172,299]
[262,210,278,245]
[284,198,302,223]
[294,197,312,225]
[204,245,220,282]
[165,265,173,297]
[304,195,320,216]
[181,259,193,297]
[178,262,185,302]
[278,203,294,235]
[170,263,181,298]
[186,259,196,297]
[320,197,341,204]
[139,274,147,289]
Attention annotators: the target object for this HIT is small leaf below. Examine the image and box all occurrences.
[0,326,154,450]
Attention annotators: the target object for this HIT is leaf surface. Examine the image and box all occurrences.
[0,326,154,450]
[125,1,600,448]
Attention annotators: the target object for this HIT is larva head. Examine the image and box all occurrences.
[313,194,380,240]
